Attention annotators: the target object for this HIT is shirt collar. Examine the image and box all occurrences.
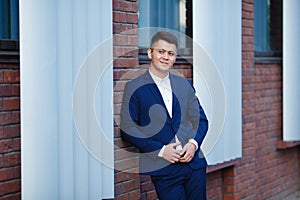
[149,69,170,84]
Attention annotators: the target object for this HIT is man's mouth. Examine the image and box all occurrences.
[160,61,169,65]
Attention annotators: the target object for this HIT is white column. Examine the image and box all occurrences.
[283,0,300,141]
[20,0,114,199]
[20,1,59,199]
[193,0,242,165]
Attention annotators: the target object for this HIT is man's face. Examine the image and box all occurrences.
[147,39,177,76]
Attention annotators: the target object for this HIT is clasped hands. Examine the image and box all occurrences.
[162,142,196,163]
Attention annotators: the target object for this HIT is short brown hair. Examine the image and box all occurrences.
[150,31,178,48]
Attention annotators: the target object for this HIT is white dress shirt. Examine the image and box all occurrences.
[149,70,198,157]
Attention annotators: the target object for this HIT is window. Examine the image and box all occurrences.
[0,0,19,40]
[0,0,19,64]
[254,0,282,53]
[138,0,192,48]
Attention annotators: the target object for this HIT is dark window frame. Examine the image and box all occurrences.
[0,0,20,64]
[254,0,282,58]
[138,0,193,65]
[0,40,20,64]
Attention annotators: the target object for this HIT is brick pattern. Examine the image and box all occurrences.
[0,1,296,199]
[0,63,21,200]
[113,0,141,199]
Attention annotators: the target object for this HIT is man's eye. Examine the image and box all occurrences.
[158,50,164,54]
[168,52,175,56]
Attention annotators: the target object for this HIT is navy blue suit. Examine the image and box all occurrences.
[121,71,208,199]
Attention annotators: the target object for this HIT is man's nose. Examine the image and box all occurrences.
[162,52,169,59]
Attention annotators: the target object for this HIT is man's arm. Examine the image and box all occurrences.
[120,82,165,160]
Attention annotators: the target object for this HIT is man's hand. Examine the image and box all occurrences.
[162,142,182,163]
[179,142,196,163]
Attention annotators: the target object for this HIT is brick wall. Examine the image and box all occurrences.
[113,0,141,199]
[0,61,21,199]
[0,1,297,199]
[113,0,300,199]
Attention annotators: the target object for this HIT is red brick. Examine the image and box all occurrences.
[114,103,121,115]
[11,111,20,124]
[13,138,20,151]
[4,153,21,167]
[0,155,3,168]
[3,97,20,111]
[3,125,20,139]
[119,1,138,12]
[242,10,254,20]
[0,111,20,126]
[114,147,138,161]
[0,126,3,139]
[115,194,128,200]
[0,112,11,126]
[114,92,123,104]
[127,35,138,46]
[115,157,138,171]
[11,84,20,96]
[0,193,21,200]
[114,46,139,57]
[242,2,253,12]
[115,171,139,183]
[3,71,19,83]
[0,71,3,83]
[0,85,12,97]
[0,180,21,196]
[0,140,14,153]
[143,190,157,200]
[113,24,138,35]
[242,27,254,36]
[0,168,14,182]
[128,189,140,199]
[126,13,138,24]
[141,181,154,193]
[113,58,139,68]
[114,81,127,91]
[13,166,21,179]
[113,12,127,23]
[242,19,254,28]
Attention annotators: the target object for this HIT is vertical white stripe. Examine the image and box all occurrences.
[57,0,74,199]
[283,0,300,141]
[193,0,242,165]
[20,1,58,199]
[21,0,114,199]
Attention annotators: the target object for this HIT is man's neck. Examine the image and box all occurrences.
[149,66,169,79]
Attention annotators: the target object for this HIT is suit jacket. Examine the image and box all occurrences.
[121,70,208,175]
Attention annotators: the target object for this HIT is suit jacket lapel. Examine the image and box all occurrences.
[170,73,179,119]
[143,71,173,119]
[143,71,168,108]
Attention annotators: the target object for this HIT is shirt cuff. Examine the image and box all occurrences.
[158,145,166,157]
[188,139,198,150]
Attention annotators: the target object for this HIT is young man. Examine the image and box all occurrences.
[121,31,208,199]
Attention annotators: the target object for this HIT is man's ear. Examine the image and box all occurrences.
[147,48,152,60]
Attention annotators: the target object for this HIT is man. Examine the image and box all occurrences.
[121,31,208,199]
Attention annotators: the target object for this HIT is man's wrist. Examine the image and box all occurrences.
[188,139,198,150]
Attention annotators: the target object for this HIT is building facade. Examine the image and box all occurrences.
[0,0,300,199]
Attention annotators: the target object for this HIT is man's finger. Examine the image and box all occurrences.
[170,142,181,148]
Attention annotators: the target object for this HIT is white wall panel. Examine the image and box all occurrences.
[20,0,114,199]
[283,0,300,141]
[193,0,242,165]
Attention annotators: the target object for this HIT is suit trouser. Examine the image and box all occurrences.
[151,164,207,200]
